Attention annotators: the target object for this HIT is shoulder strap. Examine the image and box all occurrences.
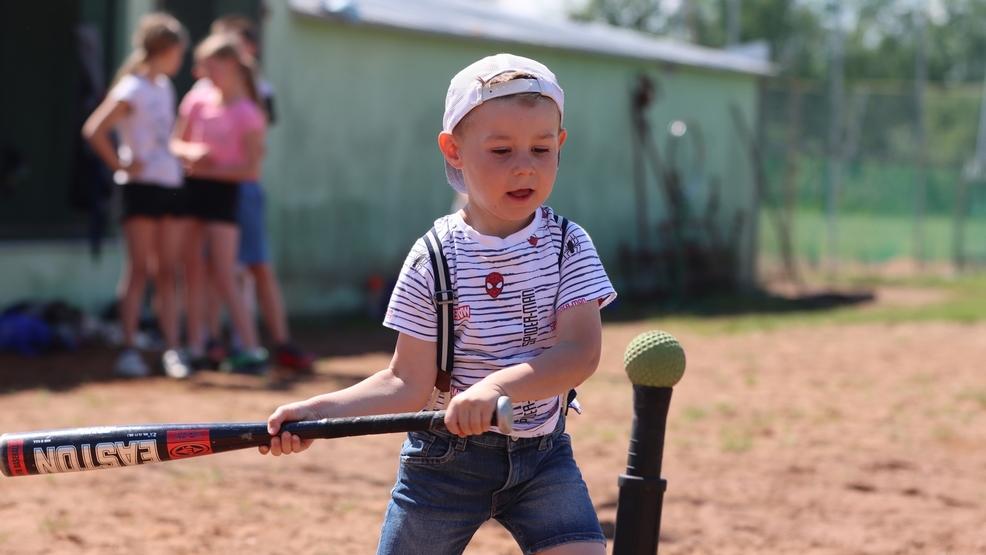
[552,214,578,415]
[423,227,454,392]
[554,214,569,269]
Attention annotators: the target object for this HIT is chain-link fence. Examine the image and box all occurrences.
[756,78,986,277]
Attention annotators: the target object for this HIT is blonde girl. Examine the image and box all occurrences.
[82,13,190,378]
[170,33,267,372]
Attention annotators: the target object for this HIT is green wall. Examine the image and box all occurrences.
[262,4,760,314]
[0,242,123,314]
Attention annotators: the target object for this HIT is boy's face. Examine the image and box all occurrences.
[440,98,567,238]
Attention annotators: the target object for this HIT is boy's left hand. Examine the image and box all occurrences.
[444,384,505,437]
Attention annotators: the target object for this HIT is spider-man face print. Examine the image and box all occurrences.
[485,272,504,298]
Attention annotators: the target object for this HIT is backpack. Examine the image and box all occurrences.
[420,214,577,414]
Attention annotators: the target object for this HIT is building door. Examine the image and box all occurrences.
[0,0,119,241]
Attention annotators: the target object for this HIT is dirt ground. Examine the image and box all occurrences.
[2,290,986,555]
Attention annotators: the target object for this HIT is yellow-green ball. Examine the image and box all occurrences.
[623,330,686,387]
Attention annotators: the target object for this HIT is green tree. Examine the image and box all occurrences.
[571,0,830,79]
[570,0,986,83]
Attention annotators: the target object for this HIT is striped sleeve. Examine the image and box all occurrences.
[383,238,439,343]
[556,221,617,313]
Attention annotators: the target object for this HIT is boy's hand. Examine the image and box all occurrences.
[259,401,322,456]
[444,384,506,437]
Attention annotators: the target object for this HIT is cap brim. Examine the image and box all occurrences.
[445,160,468,194]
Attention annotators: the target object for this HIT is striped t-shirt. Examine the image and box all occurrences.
[383,206,616,437]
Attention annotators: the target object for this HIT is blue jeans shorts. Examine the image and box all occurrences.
[236,181,269,265]
[376,416,606,555]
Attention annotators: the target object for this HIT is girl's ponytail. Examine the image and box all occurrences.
[110,13,188,89]
[110,48,148,90]
[237,54,264,116]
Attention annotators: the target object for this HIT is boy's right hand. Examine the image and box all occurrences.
[259,401,321,456]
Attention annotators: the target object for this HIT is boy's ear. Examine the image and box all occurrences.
[438,132,463,169]
[557,128,567,166]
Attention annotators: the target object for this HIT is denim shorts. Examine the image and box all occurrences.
[376,416,606,555]
[236,181,269,265]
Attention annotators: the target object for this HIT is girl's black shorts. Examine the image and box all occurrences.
[121,183,188,220]
[185,177,240,224]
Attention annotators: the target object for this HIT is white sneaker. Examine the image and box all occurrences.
[162,349,192,379]
[115,349,150,378]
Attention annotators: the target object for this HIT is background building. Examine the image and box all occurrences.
[0,0,770,316]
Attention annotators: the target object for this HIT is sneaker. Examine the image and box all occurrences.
[219,348,269,375]
[115,348,150,378]
[162,349,192,379]
[275,343,316,372]
[189,355,213,372]
[206,338,226,370]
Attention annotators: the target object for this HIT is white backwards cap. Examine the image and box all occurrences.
[442,53,565,194]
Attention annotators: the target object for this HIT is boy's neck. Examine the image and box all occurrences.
[461,206,537,239]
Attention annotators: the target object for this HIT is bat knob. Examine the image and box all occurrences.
[495,396,514,435]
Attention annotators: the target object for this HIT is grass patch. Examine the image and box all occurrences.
[33,388,51,406]
[957,388,986,410]
[278,505,299,516]
[932,425,958,442]
[603,273,986,335]
[719,425,754,453]
[39,516,69,534]
[334,501,357,513]
[681,406,708,423]
[82,392,105,408]
[715,402,737,418]
[759,208,986,264]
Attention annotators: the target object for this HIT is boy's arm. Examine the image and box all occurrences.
[261,332,439,456]
[444,301,602,437]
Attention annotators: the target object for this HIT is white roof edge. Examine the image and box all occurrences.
[288,0,775,77]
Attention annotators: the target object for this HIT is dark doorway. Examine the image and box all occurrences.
[0,0,118,240]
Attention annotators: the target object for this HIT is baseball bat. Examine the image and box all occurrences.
[0,396,514,477]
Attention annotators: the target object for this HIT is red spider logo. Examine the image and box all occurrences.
[485,272,504,298]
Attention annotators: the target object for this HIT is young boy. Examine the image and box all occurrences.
[261,53,615,555]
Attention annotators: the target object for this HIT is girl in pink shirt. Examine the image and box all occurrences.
[171,33,267,372]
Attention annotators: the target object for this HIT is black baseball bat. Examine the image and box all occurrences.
[0,397,514,477]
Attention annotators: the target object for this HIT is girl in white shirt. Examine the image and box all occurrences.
[82,13,190,379]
